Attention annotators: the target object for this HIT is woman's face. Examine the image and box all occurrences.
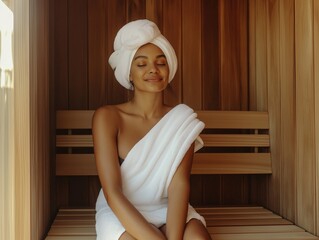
[130,43,169,93]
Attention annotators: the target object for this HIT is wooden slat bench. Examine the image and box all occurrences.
[46,207,318,240]
[46,109,319,239]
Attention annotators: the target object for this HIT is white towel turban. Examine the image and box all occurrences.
[109,19,178,90]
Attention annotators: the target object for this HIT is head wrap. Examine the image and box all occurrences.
[108,19,178,90]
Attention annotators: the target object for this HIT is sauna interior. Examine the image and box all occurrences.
[1,0,319,239]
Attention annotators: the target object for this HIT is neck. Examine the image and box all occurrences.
[129,92,165,119]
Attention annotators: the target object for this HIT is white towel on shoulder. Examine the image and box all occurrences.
[96,104,205,240]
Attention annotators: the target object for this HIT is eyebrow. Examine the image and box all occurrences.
[133,54,166,61]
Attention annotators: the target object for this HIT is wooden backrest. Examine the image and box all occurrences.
[56,110,272,176]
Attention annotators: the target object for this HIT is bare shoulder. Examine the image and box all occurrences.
[92,105,121,134]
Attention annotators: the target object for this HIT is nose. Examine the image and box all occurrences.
[149,63,159,73]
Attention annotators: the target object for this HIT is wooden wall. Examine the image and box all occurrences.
[12,0,53,239]
[249,0,319,235]
[52,0,257,210]
[50,0,319,235]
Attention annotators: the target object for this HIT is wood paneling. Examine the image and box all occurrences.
[219,0,248,110]
[13,0,53,238]
[182,0,202,110]
[279,0,295,221]
[54,0,68,109]
[127,0,146,21]
[295,0,316,232]
[68,0,88,109]
[51,0,255,210]
[266,0,281,214]
[202,0,219,110]
[162,0,182,106]
[49,0,319,235]
[88,0,107,109]
[30,0,52,238]
[249,0,319,235]
[315,0,319,235]
[146,0,163,27]
[250,0,268,111]
[106,0,128,104]
[14,0,31,239]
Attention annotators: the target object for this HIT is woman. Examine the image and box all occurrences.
[93,19,211,240]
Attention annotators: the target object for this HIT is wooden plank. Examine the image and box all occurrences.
[279,0,296,221]
[14,0,31,238]
[208,225,305,234]
[56,135,93,147]
[248,0,257,110]
[182,0,202,109]
[295,0,316,232]
[196,206,267,214]
[219,0,248,110]
[46,207,319,240]
[58,209,95,215]
[206,218,292,226]
[69,177,89,207]
[196,111,269,129]
[254,0,268,111]
[212,232,319,240]
[192,153,272,174]
[162,0,182,106]
[146,0,163,28]
[56,152,272,176]
[315,0,319,235]
[68,0,88,109]
[88,0,107,109]
[48,226,96,236]
[54,0,68,109]
[127,0,146,21]
[56,154,96,176]
[56,134,269,148]
[46,237,96,240]
[203,213,282,220]
[56,110,269,129]
[47,225,307,236]
[266,0,281,214]
[56,111,94,129]
[200,134,270,147]
[202,0,220,110]
[106,0,128,104]
[52,220,95,227]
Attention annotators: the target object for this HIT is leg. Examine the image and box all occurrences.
[183,219,212,240]
[120,225,165,240]
[119,232,136,240]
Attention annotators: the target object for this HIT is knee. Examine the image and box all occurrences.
[183,219,212,240]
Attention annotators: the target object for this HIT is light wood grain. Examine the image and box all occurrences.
[45,207,319,239]
[279,0,296,221]
[254,0,268,111]
[13,0,31,239]
[295,0,316,233]
[55,110,271,175]
[266,0,281,215]
[314,0,319,235]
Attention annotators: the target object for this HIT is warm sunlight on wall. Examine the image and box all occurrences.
[0,1,14,240]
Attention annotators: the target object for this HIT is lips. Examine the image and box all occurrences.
[145,76,162,82]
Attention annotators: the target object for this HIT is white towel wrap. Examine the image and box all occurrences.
[95,104,206,239]
[108,19,178,90]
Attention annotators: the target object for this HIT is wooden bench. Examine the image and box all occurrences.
[46,110,319,239]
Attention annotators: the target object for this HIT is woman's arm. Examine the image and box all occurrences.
[92,107,165,240]
[165,143,195,240]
